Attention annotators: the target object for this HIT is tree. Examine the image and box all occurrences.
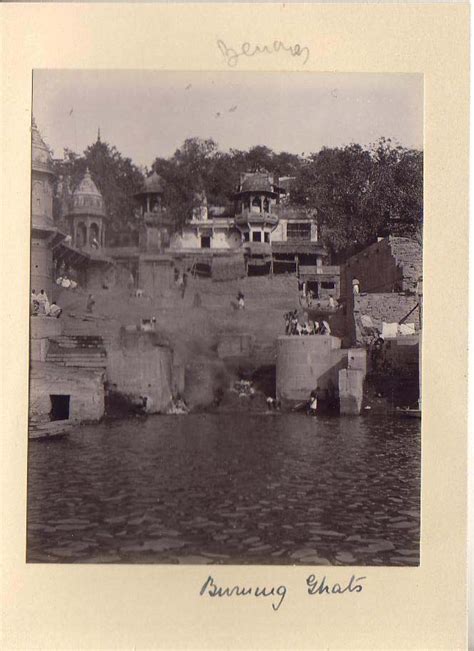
[291,139,423,260]
[153,138,220,228]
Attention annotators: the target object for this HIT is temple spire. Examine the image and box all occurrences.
[97,127,101,142]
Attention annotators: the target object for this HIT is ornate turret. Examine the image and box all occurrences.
[133,171,173,252]
[133,171,165,215]
[233,172,284,244]
[66,168,107,251]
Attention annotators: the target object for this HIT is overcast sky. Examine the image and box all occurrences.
[33,70,423,168]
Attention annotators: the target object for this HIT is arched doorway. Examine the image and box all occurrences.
[90,222,100,249]
[76,222,87,248]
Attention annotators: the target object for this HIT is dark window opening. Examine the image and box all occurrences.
[299,254,318,266]
[306,281,319,297]
[50,394,70,421]
[264,232,270,243]
[252,231,262,242]
[201,236,211,249]
[273,260,297,275]
[247,261,271,276]
[243,232,250,242]
[193,262,212,277]
[287,222,311,241]
[321,281,335,289]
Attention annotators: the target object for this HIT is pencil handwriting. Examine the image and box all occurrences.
[217,39,310,68]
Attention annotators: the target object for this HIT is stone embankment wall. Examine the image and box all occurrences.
[106,330,183,413]
[30,316,63,362]
[29,362,105,424]
[276,336,347,405]
[276,336,367,414]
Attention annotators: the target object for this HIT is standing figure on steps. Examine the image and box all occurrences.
[308,386,320,415]
[181,273,187,299]
[86,294,95,314]
[237,291,245,310]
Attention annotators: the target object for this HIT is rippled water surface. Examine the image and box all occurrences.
[27,413,420,565]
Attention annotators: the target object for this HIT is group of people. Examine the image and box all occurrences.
[31,289,62,318]
[298,282,338,310]
[56,275,78,290]
[284,310,331,336]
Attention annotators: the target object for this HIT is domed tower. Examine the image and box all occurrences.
[31,118,56,296]
[66,168,107,252]
[134,171,173,251]
[233,172,282,244]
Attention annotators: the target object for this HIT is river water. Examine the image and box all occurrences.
[27,413,420,566]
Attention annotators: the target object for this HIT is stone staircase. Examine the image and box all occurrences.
[46,335,107,369]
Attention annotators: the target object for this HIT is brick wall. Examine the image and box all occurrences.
[342,236,422,298]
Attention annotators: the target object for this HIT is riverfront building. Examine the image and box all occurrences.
[168,171,340,296]
[29,121,106,437]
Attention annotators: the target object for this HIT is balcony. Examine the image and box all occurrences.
[234,210,279,228]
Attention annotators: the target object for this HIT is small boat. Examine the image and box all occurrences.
[29,419,75,440]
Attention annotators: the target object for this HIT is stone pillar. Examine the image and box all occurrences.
[347,348,367,377]
[86,219,90,249]
[338,368,364,415]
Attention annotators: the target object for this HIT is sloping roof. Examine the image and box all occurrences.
[70,169,106,217]
[136,171,165,195]
[73,168,102,198]
[31,118,54,175]
[272,241,326,255]
[240,174,275,193]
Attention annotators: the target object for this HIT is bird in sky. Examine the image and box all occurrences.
[185,84,192,90]
[215,112,221,118]
[228,105,237,112]
[69,108,74,116]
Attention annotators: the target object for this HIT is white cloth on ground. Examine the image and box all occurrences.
[382,322,398,338]
[398,322,415,336]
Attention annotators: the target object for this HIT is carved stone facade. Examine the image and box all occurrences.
[31,118,57,297]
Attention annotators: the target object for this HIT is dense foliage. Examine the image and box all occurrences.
[53,136,422,258]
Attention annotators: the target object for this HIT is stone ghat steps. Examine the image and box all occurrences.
[46,355,107,369]
[46,335,107,369]
[50,335,106,348]
[45,359,107,369]
[61,320,119,346]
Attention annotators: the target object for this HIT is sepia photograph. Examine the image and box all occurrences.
[28,70,423,567]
